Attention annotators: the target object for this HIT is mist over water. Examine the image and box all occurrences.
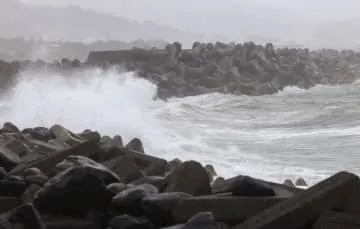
[1,68,360,185]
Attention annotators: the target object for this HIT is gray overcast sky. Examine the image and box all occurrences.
[15,0,360,48]
[19,0,360,22]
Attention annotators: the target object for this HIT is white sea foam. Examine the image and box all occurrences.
[1,68,360,185]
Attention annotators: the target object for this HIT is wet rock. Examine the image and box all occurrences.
[205,164,217,182]
[22,167,43,177]
[113,135,124,148]
[171,212,225,229]
[49,124,86,145]
[24,174,48,186]
[54,155,119,180]
[125,138,145,153]
[212,175,276,197]
[22,184,42,203]
[78,130,101,142]
[0,143,20,171]
[107,183,129,195]
[34,163,119,217]
[10,140,100,177]
[102,155,144,183]
[2,122,20,133]
[99,135,113,152]
[109,184,158,216]
[109,214,152,229]
[72,59,81,68]
[131,176,167,192]
[0,167,8,180]
[295,177,308,186]
[3,203,45,229]
[168,158,182,172]
[8,175,23,182]
[283,179,295,187]
[185,212,216,229]
[0,180,27,197]
[165,161,212,196]
[231,176,276,196]
[212,177,225,187]
[43,214,99,229]
[5,137,29,157]
[142,192,192,226]
[23,127,55,141]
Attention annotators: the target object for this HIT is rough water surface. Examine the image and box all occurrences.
[1,68,360,185]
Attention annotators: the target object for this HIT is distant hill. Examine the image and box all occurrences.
[0,0,204,45]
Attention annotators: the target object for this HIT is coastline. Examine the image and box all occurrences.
[1,41,360,99]
[0,122,357,228]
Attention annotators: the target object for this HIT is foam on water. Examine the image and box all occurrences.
[1,68,360,185]
[0,68,163,144]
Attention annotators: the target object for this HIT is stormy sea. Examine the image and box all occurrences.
[1,68,360,185]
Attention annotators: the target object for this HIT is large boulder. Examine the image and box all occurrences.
[165,161,212,196]
[34,160,119,217]
[142,192,192,226]
[212,175,275,197]
[125,138,145,153]
[0,143,20,171]
[109,184,158,216]
[102,156,144,183]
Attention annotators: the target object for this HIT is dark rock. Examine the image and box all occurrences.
[142,192,192,226]
[295,177,308,186]
[78,130,101,142]
[231,176,275,197]
[8,175,23,182]
[22,127,54,141]
[165,160,212,196]
[113,135,124,148]
[102,156,144,183]
[283,179,295,187]
[23,167,43,177]
[109,184,159,216]
[53,155,120,181]
[43,215,99,229]
[131,176,167,192]
[0,167,8,180]
[205,164,217,182]
[212,175,276,197]
[34,164,119,217]
[0,180,27,196]
[167,158,182,172]
[10,140,100,176]
[22,184,42,203]
[0,143,20,171]
[114,147,168,177]
[184,212,216,229]
[72,59,81,68]
[205,164,217,177]
[99,135,113,153]
[5,203,45,229]
[24,174,48,186]
[5,137,29,157]
[172,196,285,224]
[232,171,359,229]
[0,197,21,214]
[107,183,129,195]
[125,138,145,153]
[212,177,225,187]
[2,122,20,133]
[108,214,152,229]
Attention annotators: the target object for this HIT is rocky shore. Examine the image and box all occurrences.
[0,122,358,229]
[2,41,360,99]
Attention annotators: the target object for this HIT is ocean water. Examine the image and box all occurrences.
[1,67,360,185]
